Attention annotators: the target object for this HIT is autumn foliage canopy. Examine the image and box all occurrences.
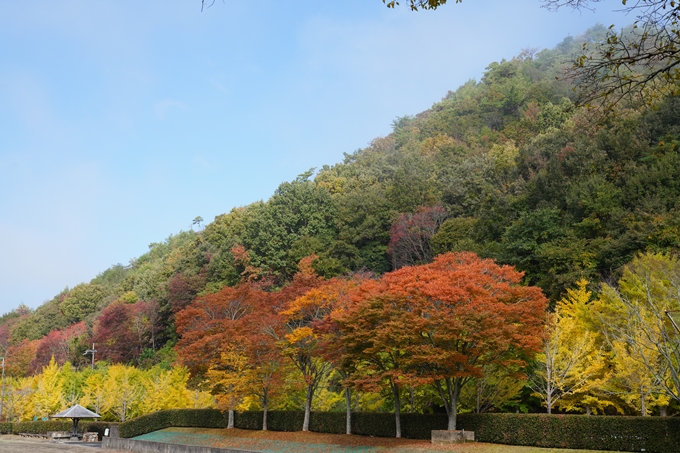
[175,252,547,432]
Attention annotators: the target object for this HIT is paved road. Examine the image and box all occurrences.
[0,436,130,453]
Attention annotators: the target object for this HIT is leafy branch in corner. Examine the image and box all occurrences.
[544,0,680,110]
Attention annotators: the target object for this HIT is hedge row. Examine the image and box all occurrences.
[119,409,680,453]
[119,409,227,438]
[461,413,680,453]
[0,420,116,439]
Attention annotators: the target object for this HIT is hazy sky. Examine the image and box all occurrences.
[0,0,624,314]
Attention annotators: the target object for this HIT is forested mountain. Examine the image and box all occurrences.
[2,24,679,378]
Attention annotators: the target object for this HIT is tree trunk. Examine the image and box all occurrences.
[640,390,647,416]
[228,384,235,428]
[436,377,461,431]
[392,382,401,438]
[345,387,352,435]
[585,405,591,416]
[660,405,668,417]
[263,394,268,431]
[447,405,458,431]
[302,383,313,431]
[447,379,461,431]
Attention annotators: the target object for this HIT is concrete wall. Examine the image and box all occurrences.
[103,437,255,453]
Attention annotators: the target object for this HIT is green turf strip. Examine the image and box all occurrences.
[134,430,377,453]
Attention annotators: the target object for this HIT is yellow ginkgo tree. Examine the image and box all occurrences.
[2,377,34,422]
[31,357,65,419]
[594,253,680,414]
[103,364,144,422]
[609,336,670,415]
[140,365,194,414]
[529,280,609,414]
[80,370,110,416]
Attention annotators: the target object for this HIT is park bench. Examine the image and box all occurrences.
[19,432,48,438]
[47,431,73,440]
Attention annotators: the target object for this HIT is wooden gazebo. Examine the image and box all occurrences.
[51,404,101,440]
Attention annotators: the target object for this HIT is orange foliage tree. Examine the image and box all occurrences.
[274,256,328,432]
[332,291,424,438]
[283,276,359,433]
[175,282,273,427]
[209,321,283,430]
[5,339,39,377]
[333,252,547,432]
[175,284,269,376]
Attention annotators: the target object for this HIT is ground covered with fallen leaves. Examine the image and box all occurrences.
[133,427,626,453]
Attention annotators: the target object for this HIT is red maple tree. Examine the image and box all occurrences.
[333,252,547,432]
[175,283,271,377]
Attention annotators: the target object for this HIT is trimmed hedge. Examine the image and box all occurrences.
[233,411,447,439]
[459,413,680,453]
[233,410,304,432]
[0,420,117,440]
[119,409,227,438]
[0,422,12,434]
[119,409,680,453]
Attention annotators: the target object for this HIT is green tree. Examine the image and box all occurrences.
[242,172,337,281]
[60,283,108,323]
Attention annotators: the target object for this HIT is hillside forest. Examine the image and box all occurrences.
[1,25,680,427]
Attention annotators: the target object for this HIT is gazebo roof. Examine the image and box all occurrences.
[52,404,101,419]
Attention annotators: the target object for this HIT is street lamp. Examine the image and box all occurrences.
[83,344,97,370]
[0,357,5,421]
[666,310,680,334]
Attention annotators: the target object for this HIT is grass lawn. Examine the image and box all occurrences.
[132,427,628,453]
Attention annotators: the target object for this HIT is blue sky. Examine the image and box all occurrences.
[0,0,624,314]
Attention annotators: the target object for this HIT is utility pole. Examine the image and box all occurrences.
[0,357,6,421]
[83,344,97,370]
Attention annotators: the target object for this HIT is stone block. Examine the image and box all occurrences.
[431,429,475,444]
[83,432,99,442]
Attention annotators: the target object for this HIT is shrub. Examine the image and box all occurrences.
[233,411,445,438]
[0,420,117,439]
[233,411,305,432]
[12,420,71,433]
[458,413,680,453]
[349,412,448,439]
[309,412,345,434]
[232,411,261,430]
[351,412,397,438]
